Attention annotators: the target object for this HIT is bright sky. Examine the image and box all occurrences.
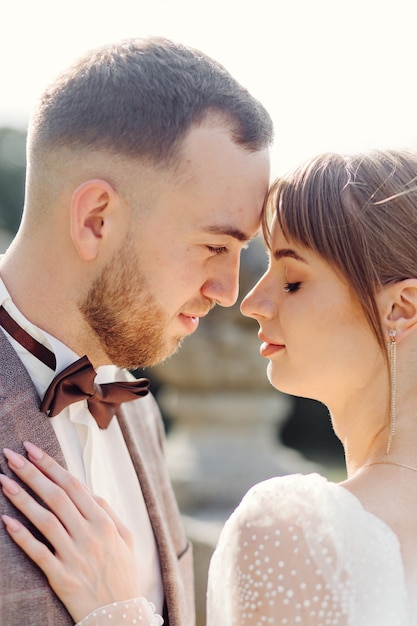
[2,0,417,177]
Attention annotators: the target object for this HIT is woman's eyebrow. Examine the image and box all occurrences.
[273,248,308,263]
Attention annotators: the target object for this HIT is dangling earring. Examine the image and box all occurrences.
[386,329,397,455]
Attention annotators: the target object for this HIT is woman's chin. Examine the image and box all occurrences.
[266,365,290,393]
[267,366,319,402]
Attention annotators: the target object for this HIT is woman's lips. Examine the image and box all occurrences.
[260,341,285,358]
[259,333,285,358]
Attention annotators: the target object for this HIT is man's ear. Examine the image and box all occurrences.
[70,179,120,261]
[377,279,417,341]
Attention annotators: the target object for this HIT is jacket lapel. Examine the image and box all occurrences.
[0,330,66,475]
[0,330,73,624]
[117,398,193,626]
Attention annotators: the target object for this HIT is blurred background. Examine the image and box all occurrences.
[1,0,417,622]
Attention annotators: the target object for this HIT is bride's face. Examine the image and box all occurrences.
[240,220,384,410]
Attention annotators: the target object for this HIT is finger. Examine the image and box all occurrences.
[4,445,103,526]
[23,442,98,517]
[22,443,129,536]
[4,446,130,547]
[0,473,112,586]
[2,449,105,550]
[0,473,73,551]
[1,513,89,622]
[2,513,60,573]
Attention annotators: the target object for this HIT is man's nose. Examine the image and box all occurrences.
[201,258,240,307]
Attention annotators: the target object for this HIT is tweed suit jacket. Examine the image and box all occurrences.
[0,330,195,626]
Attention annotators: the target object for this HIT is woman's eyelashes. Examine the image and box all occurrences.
[284,281,301,293]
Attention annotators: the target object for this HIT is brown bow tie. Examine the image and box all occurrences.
[0,305,149,429]
[40,355,149,428]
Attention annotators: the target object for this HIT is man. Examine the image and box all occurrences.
[0,37,272,625]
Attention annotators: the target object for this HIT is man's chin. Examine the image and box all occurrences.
[147,336,184,368]
[120,336,185,370]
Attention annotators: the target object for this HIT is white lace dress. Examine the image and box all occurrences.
[207,473,412,626]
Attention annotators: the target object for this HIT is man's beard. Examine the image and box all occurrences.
[79,242,183,369]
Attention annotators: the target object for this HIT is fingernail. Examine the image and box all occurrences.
[0,474,20,495]
[3,448,25,469]
[23,441,44,461]
[1,514,21,532]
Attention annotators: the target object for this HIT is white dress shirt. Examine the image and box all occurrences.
[0,278,163,613]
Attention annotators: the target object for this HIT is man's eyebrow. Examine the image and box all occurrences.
[204,225,252,242]
[273,248,308,263]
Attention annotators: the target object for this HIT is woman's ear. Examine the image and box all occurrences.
[377,279,417,341]
[70,179,120,261]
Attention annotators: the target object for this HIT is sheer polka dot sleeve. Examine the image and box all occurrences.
[76,598,164,626]
[207,474,410,626]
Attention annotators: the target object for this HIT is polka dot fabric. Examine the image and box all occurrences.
[207,474,411,625]
[76,598,163,626]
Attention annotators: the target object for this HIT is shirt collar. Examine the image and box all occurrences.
[0,277,118,394]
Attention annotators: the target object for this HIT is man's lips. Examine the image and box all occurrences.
[181,301,215,321]
[178,311,210,334]
[178,302,215,334]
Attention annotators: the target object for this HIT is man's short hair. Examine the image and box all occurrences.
[29,37,273,165]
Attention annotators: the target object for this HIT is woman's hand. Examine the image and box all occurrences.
[0,441,142,623]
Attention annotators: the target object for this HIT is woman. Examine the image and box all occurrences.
[2,149,417,624]
[208,149,417,625]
